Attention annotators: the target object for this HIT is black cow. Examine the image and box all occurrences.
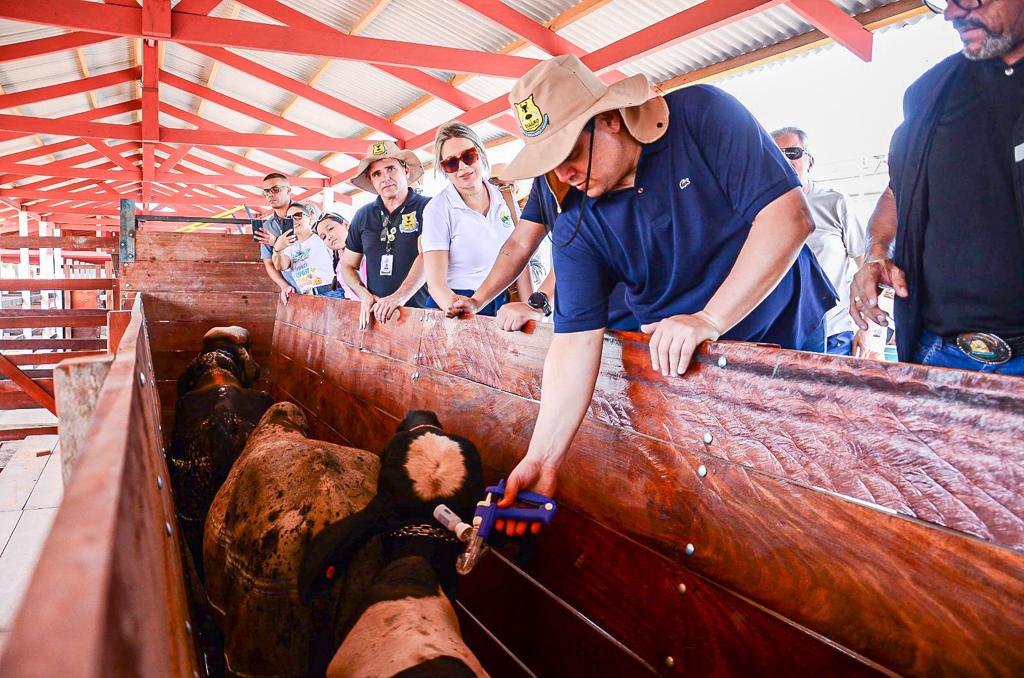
[299,411,488,677]
[167,325,273,575]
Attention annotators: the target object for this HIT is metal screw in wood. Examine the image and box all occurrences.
[685,543,695,556]
[156,475,163,490]
[702,432,713,444]
[698,465,707,478]
[411,371,420,380]
[665,656,675,668]
[677,583,686,595]
[717,356,727,368]
[139,372,146,385]
[165,522,172,537]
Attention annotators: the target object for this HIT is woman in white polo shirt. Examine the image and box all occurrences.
[422,122,534,316]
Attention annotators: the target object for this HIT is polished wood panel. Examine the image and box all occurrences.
[273,298,1024,676]
[417,313,1024,552]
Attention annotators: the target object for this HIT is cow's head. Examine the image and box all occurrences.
[177,326,262,397]
[298,411,484,603]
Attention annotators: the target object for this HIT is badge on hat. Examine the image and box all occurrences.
[514,95,549,138]
[371,142,387,156]
[400,212,418,233]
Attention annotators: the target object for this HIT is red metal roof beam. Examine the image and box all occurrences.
[583,0,786,73]
[785,0,873,62]
[0,0,539,78]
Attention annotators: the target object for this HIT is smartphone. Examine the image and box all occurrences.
[245,206,263,242]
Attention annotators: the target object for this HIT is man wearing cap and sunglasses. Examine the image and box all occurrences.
[492,55,836,526]
[773,127,869,357]
[341,141,431,330]
[256,173,302,304]
[850,0,1024,373]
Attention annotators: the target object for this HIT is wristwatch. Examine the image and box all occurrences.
[527,291,552,317]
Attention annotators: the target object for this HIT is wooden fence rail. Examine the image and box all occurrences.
[0,296,199,677]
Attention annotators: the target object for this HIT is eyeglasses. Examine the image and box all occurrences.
[439,147,480,174]
[263,185,289,195]
[923,0,982,13]
[780,147,811,161]
[287,212,306,220]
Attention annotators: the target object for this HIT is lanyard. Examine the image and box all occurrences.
[379,206,405,256]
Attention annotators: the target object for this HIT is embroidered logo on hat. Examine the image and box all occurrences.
[514,95,549,137]
[371,142,387,156]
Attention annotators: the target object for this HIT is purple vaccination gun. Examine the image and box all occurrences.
[433,479,556,575]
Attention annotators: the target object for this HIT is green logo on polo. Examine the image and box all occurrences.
[515,95,549,137]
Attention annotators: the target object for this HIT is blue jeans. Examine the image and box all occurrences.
[913,331,1024,375]
[799,316,827,353]
[827,331,854,356]
[426,289,508,317]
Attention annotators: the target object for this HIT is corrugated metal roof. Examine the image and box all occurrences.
[317,60,427,120]
[0,21,65,46]
[361,0,516,52]
[0,0,918,209]
[392,98,465,136]
[283,0,371,32]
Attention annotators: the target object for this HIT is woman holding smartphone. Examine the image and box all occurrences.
[421,122,533,316]
[272,202,335,296]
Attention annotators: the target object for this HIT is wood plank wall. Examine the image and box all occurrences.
[120,231,279,434]
[0,297,199,678]
[272,296,1024,677]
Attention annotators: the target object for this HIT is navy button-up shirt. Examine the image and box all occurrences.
[551,85,835,348]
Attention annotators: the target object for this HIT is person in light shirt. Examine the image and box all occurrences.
[421,122,533,316]
[271,202,335,296]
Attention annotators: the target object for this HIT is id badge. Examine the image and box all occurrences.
[380,254,394,276]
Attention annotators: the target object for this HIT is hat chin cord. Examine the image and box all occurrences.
[554,117,597,249]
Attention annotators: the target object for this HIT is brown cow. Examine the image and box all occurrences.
[204,402,381,678]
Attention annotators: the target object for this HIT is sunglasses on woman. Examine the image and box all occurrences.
[780,147,811,160]
[439,147,480,174]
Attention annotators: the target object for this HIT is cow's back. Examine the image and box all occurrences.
[205,410,380,677]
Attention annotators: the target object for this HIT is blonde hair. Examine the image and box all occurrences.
[433,121,489,177]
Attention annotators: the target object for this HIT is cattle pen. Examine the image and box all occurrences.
[1,0,1023,676]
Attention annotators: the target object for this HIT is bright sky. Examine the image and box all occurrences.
[347,13,964,219]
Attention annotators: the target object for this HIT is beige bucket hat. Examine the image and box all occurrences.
[350,140,424,194]
[500,55,669,182]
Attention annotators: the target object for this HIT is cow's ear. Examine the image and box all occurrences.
[298,498,385,603]
[236,347,261,386]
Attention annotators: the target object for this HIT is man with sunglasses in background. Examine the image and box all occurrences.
[851,0,1024,373]
[342,141,431,329]
[773,127,868,356]
[256,173,302,304]
[491,55,836,527]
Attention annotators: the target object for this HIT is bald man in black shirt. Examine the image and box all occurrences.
[851,0,1024,374]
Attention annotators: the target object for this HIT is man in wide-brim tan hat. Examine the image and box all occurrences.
[489,55,838,531]
[340,140,431,329]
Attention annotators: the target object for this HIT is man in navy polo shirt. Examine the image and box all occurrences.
[447,175,638,332]
[342,141,431,329]
[492,55,835,527]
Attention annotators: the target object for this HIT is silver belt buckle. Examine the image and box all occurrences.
[955,332,1012,365]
